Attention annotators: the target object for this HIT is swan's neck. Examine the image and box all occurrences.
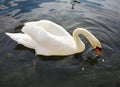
[73,28,99,52]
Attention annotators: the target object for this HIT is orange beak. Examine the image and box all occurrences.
[95,47,101,56]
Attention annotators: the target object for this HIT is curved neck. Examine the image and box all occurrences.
[73,28,100,52]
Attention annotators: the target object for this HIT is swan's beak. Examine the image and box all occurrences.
[95,47,101,56]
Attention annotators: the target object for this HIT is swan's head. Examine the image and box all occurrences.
[96,46,101,56]
[92,39,102,56]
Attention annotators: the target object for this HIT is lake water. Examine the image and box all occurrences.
[0,0,120,87]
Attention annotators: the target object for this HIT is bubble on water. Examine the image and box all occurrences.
[81,66,85,71]
[102,58,105,62]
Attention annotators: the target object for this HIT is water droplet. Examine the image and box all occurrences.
[93,73,95,76]
[102,59,105,62]
[82,67,85,71]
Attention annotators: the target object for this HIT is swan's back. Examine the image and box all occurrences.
[24,20,70,36]
[22,20,76,48]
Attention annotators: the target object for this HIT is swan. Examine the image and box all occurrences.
[5,20,102,56]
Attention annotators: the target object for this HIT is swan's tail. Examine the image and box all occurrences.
[5,33,20,42]
[5,32,38,49]
[5,32,31,44]
[5,32,23,42]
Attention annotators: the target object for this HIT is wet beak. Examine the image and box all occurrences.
[95,47,102,56]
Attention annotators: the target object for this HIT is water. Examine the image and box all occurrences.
[0,0,120,87]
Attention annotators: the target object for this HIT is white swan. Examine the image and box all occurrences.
[5,20,102,56]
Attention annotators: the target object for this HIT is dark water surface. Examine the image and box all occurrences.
[0,0,120,87]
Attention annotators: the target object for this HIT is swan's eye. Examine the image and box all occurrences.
[95,47,101,56]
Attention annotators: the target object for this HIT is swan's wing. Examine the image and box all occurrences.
[24,20,71,37]
[37,20,68,36]
[22,20,75,47]
[5,33,39,49]
[22,24,62,45]
[22,24,49,43]
[22,24,75,50]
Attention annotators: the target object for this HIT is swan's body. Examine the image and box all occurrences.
[5,20,102,56]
